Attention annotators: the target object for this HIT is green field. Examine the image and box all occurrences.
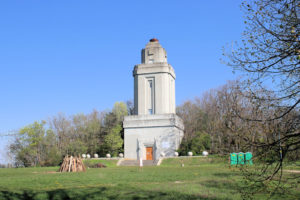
[0,158,299,200]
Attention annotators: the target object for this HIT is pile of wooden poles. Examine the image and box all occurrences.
[59,155,86,172]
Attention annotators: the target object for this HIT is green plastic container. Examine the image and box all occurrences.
[238,152,245,164]
[230,153,238,165]
[245,152,253,165]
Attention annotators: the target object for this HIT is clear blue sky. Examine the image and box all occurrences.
[0,0,244,163]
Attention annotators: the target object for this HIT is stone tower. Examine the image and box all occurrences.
[134,38,176,115]
[123,39,184,161]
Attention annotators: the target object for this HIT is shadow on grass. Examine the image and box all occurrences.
[212,172,234,178]
[0,186,226,200]
[203,179,240,191]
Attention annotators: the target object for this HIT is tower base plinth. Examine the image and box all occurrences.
[123,114,184,160]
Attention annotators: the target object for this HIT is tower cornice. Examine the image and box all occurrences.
[133,63,176,79]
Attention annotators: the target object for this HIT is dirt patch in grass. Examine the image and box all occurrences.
[284,170,300,173]
[174,181,183,184]
[32,171,59,174]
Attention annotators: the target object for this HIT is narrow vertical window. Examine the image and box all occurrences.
[147,78,154,114]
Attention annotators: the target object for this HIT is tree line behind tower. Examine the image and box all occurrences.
[6,80,299,167]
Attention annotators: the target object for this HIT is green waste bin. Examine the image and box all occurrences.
[245,152,253,165]
[230,153,238,165]
[238,152,245,164]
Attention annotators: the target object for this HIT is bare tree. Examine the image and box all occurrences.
[223,0,300,196]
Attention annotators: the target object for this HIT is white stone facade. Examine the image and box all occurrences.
[123,39,184,160]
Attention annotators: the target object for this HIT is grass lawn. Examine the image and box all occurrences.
[0,157,299,200]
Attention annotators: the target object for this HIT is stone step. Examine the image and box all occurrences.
[119,159,158,166]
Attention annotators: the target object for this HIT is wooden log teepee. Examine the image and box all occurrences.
[59,155,86,172]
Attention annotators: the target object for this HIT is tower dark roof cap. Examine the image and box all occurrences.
[150,38,159,42]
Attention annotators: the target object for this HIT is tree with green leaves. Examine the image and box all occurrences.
[112,102,128,123]
[189,131,211,155]
[102,124,123,157]
[10,121,61,167]
[16,121,46,166]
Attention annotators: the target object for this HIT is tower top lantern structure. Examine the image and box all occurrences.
[141,38,167,64]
